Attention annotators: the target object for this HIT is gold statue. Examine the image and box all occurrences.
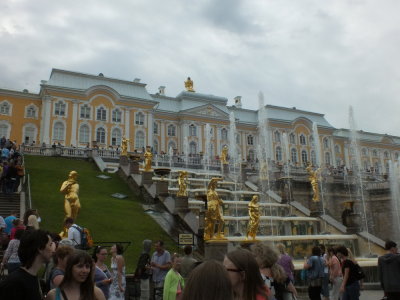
[184,77,195,92]
[204,177,225,240]
[246,195,260,240]
[177,171,188,197]
[60,171,80,220]
[144,146,153,171]
[121,137,129,156]
[306,163,321,202]
[221,145,228,165]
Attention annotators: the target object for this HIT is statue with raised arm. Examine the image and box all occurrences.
[204,177,225,240]
[221,145,228,165]
[306,163,321,202]
[144,146,153,171]
[184,77,195,92]
[60,171,80,220]
[121,137,129,156]
[246,195,260,240]
[177,171,188,197]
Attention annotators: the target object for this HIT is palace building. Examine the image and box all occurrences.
[1,68,399,171]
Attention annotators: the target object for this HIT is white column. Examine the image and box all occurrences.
[125,108,130,151]
[70,101,78,146]
[330,138,336,167]
[369,150,373,167]
[161,121,166,152]
[41,96,52,145]
[147,112,153,148]
[198,124,203,152]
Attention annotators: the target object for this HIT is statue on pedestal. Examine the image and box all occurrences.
[60,170,80,238]
[144,147,153,171]
[121,137,129,156]
[221,145,228,165]
[246,195,260,240]
[177,171,188,197]
[204,177,225,240]
[306,163,321,202]
[184,77,195,92]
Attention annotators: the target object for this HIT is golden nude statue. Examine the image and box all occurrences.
[246,195,260,240]
[204,177,225,240]
[144,146,153,171]
[121,137,129,156]
[60,171,81,220]
[221,145,228,165]
[306,163,321,202]
[177,171,188,197]
[184,77,195,92]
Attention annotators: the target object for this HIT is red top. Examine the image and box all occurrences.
[10,225,25,239]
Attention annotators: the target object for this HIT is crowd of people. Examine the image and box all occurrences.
[0,137,24,194]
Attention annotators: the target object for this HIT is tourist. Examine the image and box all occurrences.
[5,160,17,193]
[4,210,18,236]
[378,240,400,300]
[46,250,106,300]
[224,249,269,300]
[303,246,325,300]
[109,243,126,300]
[251,242,297,300]
[0,228,24,273]
[10,218,25,239]
[93,246,113,299]
[48,245,74,289]
[336,246,360,300]
[319,244,329,300]
[327,247,342,300]
[163,254,184,300]
[180,245,197,281]
[64,217,82,247]
[276,243,295,283]
[0,229,55,299]
[23,208,40,230]
[151,240,172,299]
[134,239,152,300]
[182,260,232,300]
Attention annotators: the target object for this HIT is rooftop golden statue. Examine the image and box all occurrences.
[144,146,153,171]
[177,171,188,197]
[246,195,260,240]
[60,170,80,220]
[121,137,129,156]
[306,163,321,202]
[184,77,195,92]
[221,145,228,165]
[204,177,225,240]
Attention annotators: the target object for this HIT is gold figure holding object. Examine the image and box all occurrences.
[246,195,260,240]
[177,171,188,197]
[184,77,195,92]
[306,163,321,202]
[60,171,80,220]
[144,146,153,171]
[221,145,228,165]
[121,137,129,156]
[204,177,225,240]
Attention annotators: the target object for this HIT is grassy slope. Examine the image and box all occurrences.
[24,155,177,273]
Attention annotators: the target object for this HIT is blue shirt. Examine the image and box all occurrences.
[1,148,9,158]
[4,216,16,235]
[151,250,171,283]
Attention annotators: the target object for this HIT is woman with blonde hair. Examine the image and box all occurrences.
[276,243,295,283]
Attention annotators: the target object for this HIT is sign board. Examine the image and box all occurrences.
[179,233,194,245]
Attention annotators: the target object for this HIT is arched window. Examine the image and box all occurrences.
[80,105,90,119]
[189,141,197,154]
[247,135,254,145]
[53,122,64,140]
[311,150,316,165]
[153,140,159,153]
[323,137,329,149]
[26,106,36,118]
[274,131,281,142]
[135,112,145,125]
[153,122,158,135]
[325,152,331,165]
[167,124,176,137]
[111,128,122,146]
[135,131,145,149]
[291,148,297,163]
[335,145,340,154]
[96,107,106,121]
[275,146,282,161]
[96,127,106,144]
[189,124,197,136]
[54,101,66,116]
[0,124,8,138]
[0,102,10,115]
[289,133,296,144]
[24,126,35,144]
[112,109,122,123]
[79,124,90,143]
[299,134,306,145]
[301,150,308,164]
[221,128,228,140]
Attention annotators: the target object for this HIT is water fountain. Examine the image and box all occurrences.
[183,136,189,169]
[312,122,322,167]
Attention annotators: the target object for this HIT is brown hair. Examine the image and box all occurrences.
[54,245,74,265]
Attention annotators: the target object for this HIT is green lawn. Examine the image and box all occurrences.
[24,155,177,273]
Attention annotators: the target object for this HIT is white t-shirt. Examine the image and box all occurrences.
[68,224,81,245]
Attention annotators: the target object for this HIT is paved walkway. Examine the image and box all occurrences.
[297,289,384,299]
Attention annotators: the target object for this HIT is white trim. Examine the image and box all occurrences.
[79,103,92,120]
[52,119,67,143]
[53,99,68,118]
[24,103,39,119]
[0,100,13,116]
[22,123,38,145]
[0,120,11,139]
[95,124,108,145]
[78,122,91,145]
[95,105,108,122]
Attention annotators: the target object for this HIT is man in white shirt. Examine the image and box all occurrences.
[64,217,81,247]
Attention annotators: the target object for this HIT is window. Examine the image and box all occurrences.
[323,137,329,149]
[291,148,297,164]
[153,122,158,135]
[311,150,316,165]
[384,151,389,159]
[275,146,282,161]
[189,141,197,154]
[0,124,8,138]
[299,134,306,145]
[80,105,90,119]
[97,107,107,121]
[361,148,367,156]
[289,133,296,144]
[274,131,281,142]
[373,150,378,157]
[247,135,254,145]
[301,150,308,164]
[0,102,10,115]
[325,152,331,165]
[135,112,144,125]
[24,126,35,144]
[54,101,66,116]
[111,128,122,146]
[26,106,36,118]
[248,149,255,161]
[135,131,145,149]
[335,145,340,154]
[53,122,64,140]
[112,109,122,123]
[79,125,90,143]
[167,124,176,137]
[189,124,197,136]
[221,128,228,140]
[96,127,106,144]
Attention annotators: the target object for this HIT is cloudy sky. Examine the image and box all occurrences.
[1,0,399,136]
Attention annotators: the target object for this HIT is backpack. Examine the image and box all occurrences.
[353,263,365,280]
[72,225,94,250]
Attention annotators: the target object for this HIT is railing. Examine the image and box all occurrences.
[21,145,121,159]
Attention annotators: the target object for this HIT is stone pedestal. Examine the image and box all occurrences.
[120,155,129,166]
[309,201,323,217]
[142,171,153,185]
[222,164,229,175]
[175,196,189,212]
[204,240,229,262]
[129,161,140,174]
[156,180,169,197]
[345,213,362,233]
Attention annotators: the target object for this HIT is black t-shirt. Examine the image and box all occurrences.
[0,267,42,300]
[342,259,358,286]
